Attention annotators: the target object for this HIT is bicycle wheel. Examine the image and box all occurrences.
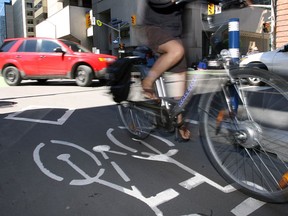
[199,68,288,203]
[118,101,156,140]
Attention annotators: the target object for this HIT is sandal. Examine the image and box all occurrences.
[175,125,191,142]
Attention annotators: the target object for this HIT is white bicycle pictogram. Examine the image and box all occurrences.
[33,127,265,216]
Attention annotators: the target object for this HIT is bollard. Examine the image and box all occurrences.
[228,18,240,64]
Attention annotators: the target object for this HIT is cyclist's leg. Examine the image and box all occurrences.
[166,71,191,140]
[142,26,185,96]
[142,39,184,94]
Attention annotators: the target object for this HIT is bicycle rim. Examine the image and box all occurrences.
[199,68,288,203]
[118,102,155,140]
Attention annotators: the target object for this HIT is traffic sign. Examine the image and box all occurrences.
[96,20,102,27]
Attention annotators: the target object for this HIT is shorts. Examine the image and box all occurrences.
[145,26,187,73]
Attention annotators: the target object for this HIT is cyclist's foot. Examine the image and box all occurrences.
[176,125,191,142]
[142,78,158,100]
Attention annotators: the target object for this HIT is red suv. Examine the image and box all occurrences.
[0,38,117,87]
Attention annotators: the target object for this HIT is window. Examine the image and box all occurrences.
[26,2,33,8]
[28,27,34,32]
[27,19,34,25]
[17,40,37,52]
[39,40,60,52]
[27,11,33,16]
[61,40,90,53]
[0,40,18,52]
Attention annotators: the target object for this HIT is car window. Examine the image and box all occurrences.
[17,40,37,52]
[0,40,18,52]
[39,40,61,52]
[61,40,90,53]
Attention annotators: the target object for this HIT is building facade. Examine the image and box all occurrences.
[35,0,92,49]
[92,0,271,64]
[0,16,6,45]
[34,0,47,25]
[11,0,35,37]
[3,0,287,60]
[276,0,288,48]
[4,2,14,39]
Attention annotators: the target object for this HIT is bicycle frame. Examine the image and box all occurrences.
[154,56,235,121]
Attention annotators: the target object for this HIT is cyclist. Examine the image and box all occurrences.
[142,0,191,141]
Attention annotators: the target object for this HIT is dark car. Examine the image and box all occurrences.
[0,37,117,87]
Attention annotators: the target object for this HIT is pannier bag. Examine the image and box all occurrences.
[107,58,133,103]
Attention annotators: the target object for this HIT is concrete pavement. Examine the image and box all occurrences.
[0,77,8,87]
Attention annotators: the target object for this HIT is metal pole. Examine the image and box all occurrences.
[118,23,122,58]
[270,0,276,50]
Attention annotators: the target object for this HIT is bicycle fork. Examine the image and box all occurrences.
[216,83,240,135]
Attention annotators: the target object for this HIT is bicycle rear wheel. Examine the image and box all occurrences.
[118,101,155,140]
[199,68,288,203]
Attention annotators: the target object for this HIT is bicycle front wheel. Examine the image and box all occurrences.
[118,101,155,140]
[199,68,288,203]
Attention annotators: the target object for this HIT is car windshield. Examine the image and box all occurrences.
[61,40,91,53]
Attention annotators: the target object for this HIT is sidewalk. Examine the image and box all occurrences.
[0,77,8,87]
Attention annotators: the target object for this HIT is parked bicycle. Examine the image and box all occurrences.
[108,1,288,203]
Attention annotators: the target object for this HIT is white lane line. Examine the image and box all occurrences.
[231,197,266,216]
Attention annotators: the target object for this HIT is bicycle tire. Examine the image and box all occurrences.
[199,68,288,203]
[117,64,155,140]
[118,101,155,140]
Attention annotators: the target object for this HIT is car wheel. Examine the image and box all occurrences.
[246,65,266,86]
[2,66,22,86]
[75,65,93,87]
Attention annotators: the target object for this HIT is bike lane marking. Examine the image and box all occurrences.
[33,128,267,216]
[231,197,266,216]
[107,128,138,153]
[33,143,64,182]
[106,128,268,215]
[34,139,180,216]
[5,105,75,125]
[132,138,237,193]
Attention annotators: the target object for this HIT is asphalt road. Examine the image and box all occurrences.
[0,78,288,216]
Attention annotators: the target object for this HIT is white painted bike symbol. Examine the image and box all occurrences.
[33,128,265,216]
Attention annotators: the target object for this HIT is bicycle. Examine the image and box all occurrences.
[117,52,288,204]
[114,2,288,203]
